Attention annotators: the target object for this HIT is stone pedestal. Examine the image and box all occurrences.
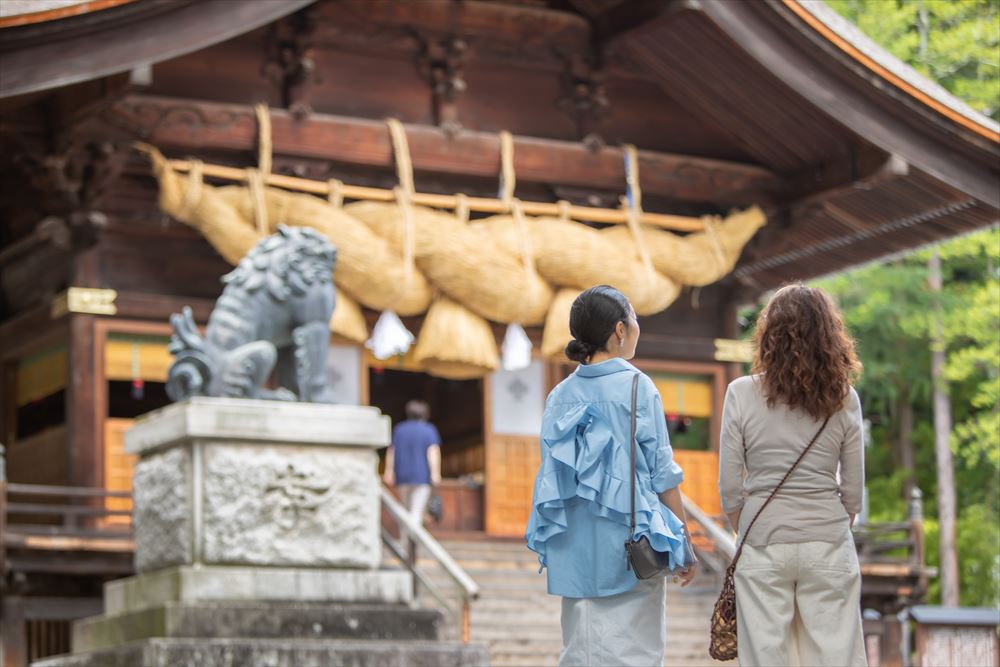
[35,398,487,667]
[126,398,388,572]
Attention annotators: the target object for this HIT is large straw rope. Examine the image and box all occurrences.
[138,110,767,372]
[413,295,500,379]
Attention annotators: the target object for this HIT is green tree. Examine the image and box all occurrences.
[818,230,1000,607]
[826,0,1000,120]
[820,0,1000,609]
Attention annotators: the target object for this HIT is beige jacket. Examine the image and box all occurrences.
[718,375,865,547]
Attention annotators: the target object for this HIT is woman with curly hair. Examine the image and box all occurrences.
[718,284,867,667]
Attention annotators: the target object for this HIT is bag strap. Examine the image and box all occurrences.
[629,373,640,537]
[728,415,831,568]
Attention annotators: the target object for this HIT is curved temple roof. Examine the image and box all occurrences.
[793,0,998,138]
[1,0,996,288]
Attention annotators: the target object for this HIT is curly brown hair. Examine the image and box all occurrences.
[751,284,861,420]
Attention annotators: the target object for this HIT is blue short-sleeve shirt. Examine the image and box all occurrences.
[392,420,441,485]
[525,358,688,598]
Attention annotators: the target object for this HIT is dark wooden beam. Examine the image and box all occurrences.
[97,95,781,206]
[0,0,315,98]
[113,291,214,324]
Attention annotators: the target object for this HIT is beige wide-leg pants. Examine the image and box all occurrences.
[734,540,867,667]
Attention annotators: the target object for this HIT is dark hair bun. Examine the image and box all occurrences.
[565,339,595,363]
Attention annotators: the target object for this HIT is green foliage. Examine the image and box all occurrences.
[923,504,1000,607]
[815,1,999,608]
[825,0,1000,120]
[819,228,999,606]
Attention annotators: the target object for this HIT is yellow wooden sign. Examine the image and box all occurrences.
[714,338,754,363]
[51,287,118,318]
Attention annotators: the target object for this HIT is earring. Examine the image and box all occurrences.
[619,337,624,348]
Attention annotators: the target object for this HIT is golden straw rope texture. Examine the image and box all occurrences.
[136,109,766,377]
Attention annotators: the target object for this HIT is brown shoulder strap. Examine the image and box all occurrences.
[729,416,831,566]
[628,373,640,537]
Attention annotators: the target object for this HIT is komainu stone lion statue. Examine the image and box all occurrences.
[166,225,338,403]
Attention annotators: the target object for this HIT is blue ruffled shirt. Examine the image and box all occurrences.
[525,358,686,599]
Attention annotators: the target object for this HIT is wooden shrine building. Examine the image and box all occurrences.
[0,0,997,665]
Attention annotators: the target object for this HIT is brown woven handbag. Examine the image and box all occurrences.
[709,416,830,661]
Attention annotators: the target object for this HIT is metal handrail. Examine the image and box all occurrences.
[379,485,479,643]
[681,492,736,560]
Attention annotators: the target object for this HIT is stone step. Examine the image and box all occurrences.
[417,557,541,571]
[412,537,724,667]
[35,638,488,667]
[468,618,712,641]
[72,602,443,653]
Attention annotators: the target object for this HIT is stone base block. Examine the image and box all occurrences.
[72,601,443,652]
[34,638,489,667]
[104,566,412,615]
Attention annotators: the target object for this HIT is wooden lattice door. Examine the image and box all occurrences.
[484,361,546,537]
[485,434,541,536]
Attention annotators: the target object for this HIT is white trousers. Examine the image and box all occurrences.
[397,483,431,548]
[560,577,666,667]
[734,540,868,667]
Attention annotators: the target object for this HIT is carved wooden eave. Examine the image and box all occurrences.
[0,0,314,98]
[311,0,591,72]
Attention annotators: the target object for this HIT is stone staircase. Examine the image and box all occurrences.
[398,537,726,667]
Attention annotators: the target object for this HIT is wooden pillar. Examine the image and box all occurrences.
[1,363,15,449]
[66,314,100,490]
[881,615,904,667]
[1,595,27,667]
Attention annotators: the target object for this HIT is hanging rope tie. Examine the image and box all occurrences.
[703,216,728,272]
[387,118,417,303]
[178,158,204,219]
[498,130,535,370]
[327,178,344,208]
[244,104,275,237]
[623,144,655,276]
[246,167,268,236]
[255,103,273,178]
[499,131,537,278]
[557,199,572,223]
[454,192,470,225]
[365,118,418,360]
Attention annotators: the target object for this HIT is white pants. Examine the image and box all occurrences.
[560,578,666,667]
[735,540,868,667]
[397,483,431,548]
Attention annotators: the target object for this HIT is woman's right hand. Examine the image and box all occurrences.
[677,562,698,587]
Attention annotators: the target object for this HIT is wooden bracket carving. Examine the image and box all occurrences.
[417,36,468,136]
[5,132,127,216]
[263,7,318,120]
[557,54,609,149]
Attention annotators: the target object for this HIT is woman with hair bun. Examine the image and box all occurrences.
[719,284,867,666]
[526,285,696,667]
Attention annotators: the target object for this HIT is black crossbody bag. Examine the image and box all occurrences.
[623,373,697,579]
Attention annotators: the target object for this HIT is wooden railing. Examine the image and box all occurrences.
[380,485,480,644]
[0,446,135,584]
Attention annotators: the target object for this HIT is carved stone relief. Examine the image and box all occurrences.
[201,444,380,568]
[132,446,190,572]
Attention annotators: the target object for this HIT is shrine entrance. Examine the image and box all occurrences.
[366,355,486,533]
